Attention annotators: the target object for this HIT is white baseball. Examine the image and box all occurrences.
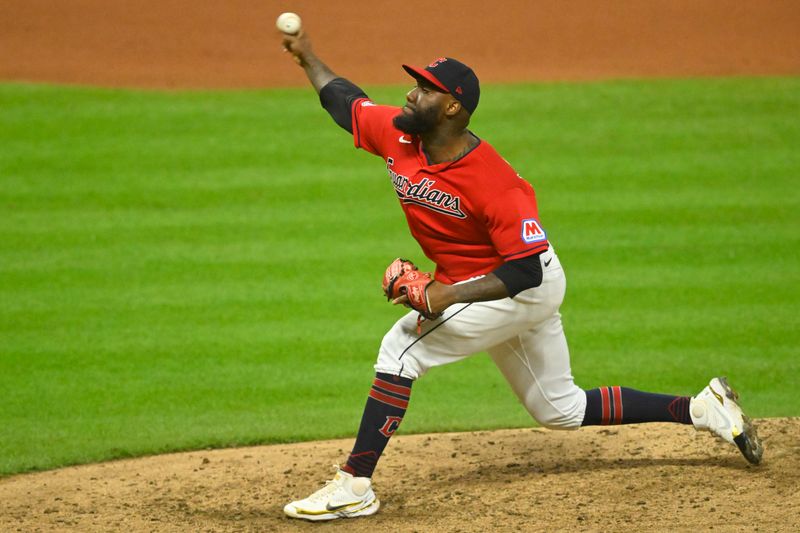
[276,12,302,35]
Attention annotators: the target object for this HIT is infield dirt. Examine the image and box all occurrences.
[1,0,799,88]
[1,420,799,532]
[2,1,799,531]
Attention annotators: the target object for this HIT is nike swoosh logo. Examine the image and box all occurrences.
[544,258,552,267]
[325,501,362,512]
[399,135,412,144]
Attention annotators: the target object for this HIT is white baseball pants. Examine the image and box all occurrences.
[375,247,586,429]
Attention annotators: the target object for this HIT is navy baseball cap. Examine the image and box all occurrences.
[402,57,480,115]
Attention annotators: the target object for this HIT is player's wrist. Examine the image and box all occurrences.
[442,274,509,308]
[427,281,458,313]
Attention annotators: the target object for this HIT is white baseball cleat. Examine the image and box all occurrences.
[283,468,380,521]
[690,377,763,465]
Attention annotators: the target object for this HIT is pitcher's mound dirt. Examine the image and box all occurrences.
[1,419,798,532]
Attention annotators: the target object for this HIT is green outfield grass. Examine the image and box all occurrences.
[1,78,798,476]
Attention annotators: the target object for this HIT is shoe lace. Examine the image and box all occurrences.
[306,465,345,503]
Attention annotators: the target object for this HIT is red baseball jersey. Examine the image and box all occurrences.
[352,99,549,284]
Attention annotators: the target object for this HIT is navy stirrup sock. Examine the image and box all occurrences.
[343,372,413,478]
[582,386,692,426]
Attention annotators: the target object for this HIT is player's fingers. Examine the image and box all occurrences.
[281,34,298,49]
[392,295,409,306]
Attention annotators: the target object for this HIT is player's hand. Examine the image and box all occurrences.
[410,280,455,315]
[391,279,453,319]
[281,30,312,66]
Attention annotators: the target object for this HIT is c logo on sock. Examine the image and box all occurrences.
[379,416,403,438]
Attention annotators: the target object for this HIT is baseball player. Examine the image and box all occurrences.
[279,29,763,521]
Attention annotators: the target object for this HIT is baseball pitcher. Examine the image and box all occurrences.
[278,26,763,521]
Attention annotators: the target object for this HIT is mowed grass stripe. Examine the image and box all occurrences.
[1,78,798,475]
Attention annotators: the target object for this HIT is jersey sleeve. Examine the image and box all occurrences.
[351,98,401,156]
[483,187,550,260]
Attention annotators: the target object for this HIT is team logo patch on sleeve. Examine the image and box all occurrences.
[521,218,547,243]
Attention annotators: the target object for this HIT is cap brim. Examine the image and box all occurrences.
[402,64,449,93]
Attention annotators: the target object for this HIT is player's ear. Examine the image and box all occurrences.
[445,98,462,117]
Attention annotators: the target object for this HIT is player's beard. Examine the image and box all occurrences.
[393,105,438,135]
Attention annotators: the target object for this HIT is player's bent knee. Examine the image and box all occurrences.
[536,412,582,430]
[374,359,422,381]
[374,314,431,380]
[375,344,425,381]
[524,389,586,430]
